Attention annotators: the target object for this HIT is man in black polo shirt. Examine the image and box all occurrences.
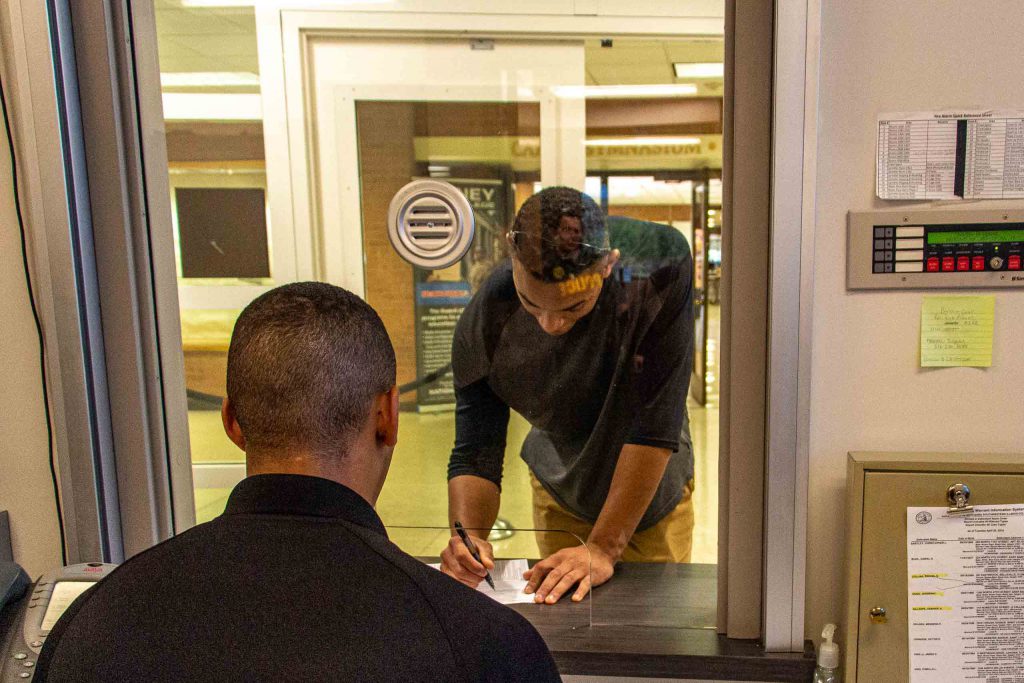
[441,187,694,606]
[35,282,559,682]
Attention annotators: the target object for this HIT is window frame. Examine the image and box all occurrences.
[23,0,816,651]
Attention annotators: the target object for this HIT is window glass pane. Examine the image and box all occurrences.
[154,8,723,586]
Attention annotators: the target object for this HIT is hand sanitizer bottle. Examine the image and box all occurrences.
[812,623,839,682]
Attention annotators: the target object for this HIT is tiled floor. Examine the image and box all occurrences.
[189,306,720,563]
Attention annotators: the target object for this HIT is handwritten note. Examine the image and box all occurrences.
[920,296,995,367]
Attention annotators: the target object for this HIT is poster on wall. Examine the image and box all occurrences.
[447,178,510,268]
[414,280,472,410]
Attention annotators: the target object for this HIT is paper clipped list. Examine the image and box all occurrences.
[907,505,1024,681]
[877,110,1024,200]
[920,296,994,368]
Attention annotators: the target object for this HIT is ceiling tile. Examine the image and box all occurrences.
[588,64,674,86]
[663,41,724,63]
[156,8,253,36]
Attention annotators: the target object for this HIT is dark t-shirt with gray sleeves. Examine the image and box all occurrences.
[447,220,695,531]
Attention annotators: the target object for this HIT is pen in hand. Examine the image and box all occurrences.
[453,521,495,590]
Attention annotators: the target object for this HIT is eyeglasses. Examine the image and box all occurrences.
[507,230,610,256]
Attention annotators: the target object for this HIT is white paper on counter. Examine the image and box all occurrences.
[429,558,534,605]
[906,504,1024,681]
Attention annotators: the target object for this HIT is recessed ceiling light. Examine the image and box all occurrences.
[552,84,698,99]
[585,136,702,147]
[673,62,723,79]
[160,72,259,88]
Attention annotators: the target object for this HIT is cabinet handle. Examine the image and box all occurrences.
[947,483,973,514]
[869,606,888,624]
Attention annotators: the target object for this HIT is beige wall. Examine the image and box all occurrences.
[0,105,62,578]
[807,0,1024,643]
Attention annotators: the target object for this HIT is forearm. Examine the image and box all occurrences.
[587,444,671,561]
[448,474,501,536]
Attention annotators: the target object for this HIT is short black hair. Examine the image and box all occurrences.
[509,186,608,282]
[226,282,396,457]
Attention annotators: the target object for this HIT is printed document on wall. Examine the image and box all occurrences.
[906,505,1024,681]
[877,110,1024,199]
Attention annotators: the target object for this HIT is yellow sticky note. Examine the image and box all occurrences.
[920,296,995,367]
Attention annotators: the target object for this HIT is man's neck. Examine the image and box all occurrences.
[245,448,380,507]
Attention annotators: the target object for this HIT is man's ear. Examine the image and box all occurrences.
[600,248,621,279]
[376,385,400,448]
[221,398,246,451]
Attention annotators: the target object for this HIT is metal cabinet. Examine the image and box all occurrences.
[844,452,1024,681]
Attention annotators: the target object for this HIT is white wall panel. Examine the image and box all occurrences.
[807,0,1024,643]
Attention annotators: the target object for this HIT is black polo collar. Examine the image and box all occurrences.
[221,474,387,538]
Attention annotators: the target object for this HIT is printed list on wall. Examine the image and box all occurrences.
[906,505,1024,681]
[877,110,1024,200]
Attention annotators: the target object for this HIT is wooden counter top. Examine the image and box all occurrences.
[508,563,815,681]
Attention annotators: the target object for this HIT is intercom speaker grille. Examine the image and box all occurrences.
[387,180,475,269]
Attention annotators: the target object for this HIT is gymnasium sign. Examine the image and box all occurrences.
[414,135,723,172]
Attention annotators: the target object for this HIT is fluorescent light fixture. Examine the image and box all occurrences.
[181,0,392,6]
[585,136,701,147]
[672,62,723,79]
[162,93,262,121]
[161,72,259,88]
[552,83,697,99]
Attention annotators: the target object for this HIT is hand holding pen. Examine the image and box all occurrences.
[451,521,495,589]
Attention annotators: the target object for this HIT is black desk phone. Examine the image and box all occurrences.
[0,562,115,681]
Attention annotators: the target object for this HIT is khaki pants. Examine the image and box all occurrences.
[529,473,694,562]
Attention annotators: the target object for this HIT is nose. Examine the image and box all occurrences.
[537,312,572,336]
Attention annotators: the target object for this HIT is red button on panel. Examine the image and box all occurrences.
[972,256,985,271]
[957,256,971,271]
[1009,255,1022,270]
[926,257,940,272]
[942,256,955,272]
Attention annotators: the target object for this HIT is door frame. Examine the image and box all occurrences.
[305,72,582,295]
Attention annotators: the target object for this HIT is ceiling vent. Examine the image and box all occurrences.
[387,179,475,269]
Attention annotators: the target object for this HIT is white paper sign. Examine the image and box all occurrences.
[878,110,1024,200]
[907,504,1024,681]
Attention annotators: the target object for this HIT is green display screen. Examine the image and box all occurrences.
[928,230,1024,244]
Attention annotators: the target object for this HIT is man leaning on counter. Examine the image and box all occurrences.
[441,186,696,604]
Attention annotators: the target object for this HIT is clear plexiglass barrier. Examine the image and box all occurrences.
[385,525,592,629]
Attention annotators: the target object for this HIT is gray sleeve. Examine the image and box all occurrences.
[626,260,694,451]
[447,378,510,489]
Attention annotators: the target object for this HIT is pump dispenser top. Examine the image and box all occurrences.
[817,623,839,670]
